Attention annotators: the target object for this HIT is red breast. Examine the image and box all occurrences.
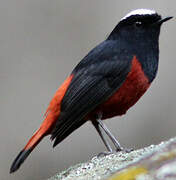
[88,56,150,120]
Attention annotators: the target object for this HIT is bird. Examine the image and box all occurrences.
[10,9,172,173]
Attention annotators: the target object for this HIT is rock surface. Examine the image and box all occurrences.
[48,137,176,180]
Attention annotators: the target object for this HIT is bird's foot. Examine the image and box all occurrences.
[97,151,114,158]
[97,147,133,158]
[116,147,134,153]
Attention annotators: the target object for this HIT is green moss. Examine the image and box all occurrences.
[108,166,147,180]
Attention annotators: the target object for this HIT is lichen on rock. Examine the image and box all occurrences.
[48,137,176,180]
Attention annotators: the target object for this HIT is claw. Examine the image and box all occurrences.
[116,147,134,153]
[97,151,113,157]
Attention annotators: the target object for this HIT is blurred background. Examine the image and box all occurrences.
[1,0,175,179]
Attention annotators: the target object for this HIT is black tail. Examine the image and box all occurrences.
[10,126,46,173]
[10,148,33,173]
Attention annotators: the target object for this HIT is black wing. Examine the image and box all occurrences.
[51,40,132,147]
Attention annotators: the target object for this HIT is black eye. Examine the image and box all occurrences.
[135,21,142,27]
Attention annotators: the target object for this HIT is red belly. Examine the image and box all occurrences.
[89,57,150,120]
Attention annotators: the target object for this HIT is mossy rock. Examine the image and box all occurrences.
[48,137,176,180]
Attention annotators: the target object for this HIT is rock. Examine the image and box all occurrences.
[48,137,176,180]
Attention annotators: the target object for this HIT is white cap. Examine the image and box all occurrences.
[121,9,156,21]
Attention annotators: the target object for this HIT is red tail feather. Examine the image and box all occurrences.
[10,75,73,173]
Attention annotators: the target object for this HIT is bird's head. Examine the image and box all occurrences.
[108,9,173,44]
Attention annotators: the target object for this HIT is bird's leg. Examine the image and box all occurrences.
[92,119,112,152]
[97,119,123,152]
[92,113,133,154]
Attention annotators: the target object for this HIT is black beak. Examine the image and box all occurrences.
[156,16,173,25]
